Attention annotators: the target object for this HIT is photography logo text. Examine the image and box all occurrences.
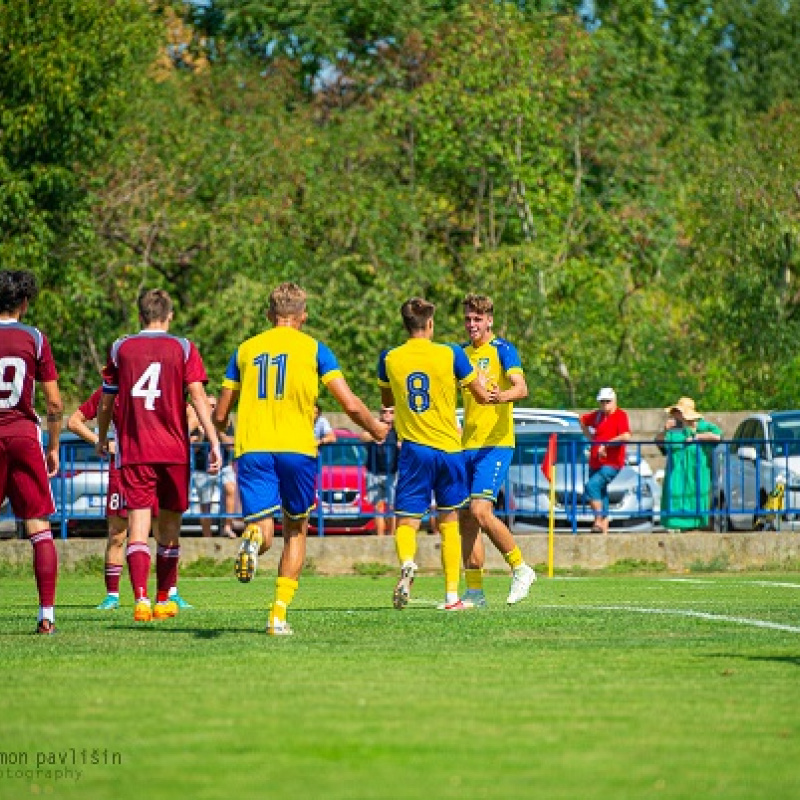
[0,748,122,784]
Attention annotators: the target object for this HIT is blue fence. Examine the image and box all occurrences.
[1,439,796,538]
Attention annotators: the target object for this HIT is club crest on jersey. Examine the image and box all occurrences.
[477,357,491,370]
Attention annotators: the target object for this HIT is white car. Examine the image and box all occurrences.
[457,409,655,532]
[713,411,800,531]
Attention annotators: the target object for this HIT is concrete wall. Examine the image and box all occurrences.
[2,532,799,574]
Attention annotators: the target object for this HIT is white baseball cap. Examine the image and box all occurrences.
[596,387,616,402]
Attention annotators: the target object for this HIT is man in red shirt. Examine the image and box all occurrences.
[97,289,221,623]
[0,270,63,634]
[580,387,631,534]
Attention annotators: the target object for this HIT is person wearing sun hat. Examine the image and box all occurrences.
[656,396,722,531]
[580,387,631,534]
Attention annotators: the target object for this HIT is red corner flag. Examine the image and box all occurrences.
[541,433,557,482]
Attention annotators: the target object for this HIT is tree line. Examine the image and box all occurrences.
[2,0,800,410]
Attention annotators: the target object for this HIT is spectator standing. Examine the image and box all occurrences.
[0,270,63,634]
[580,387,631,534]
[314,403,337,445]
[360,406,400,536]
[189,396,238,538]
[656,397,722,531]
[97,289,221,623]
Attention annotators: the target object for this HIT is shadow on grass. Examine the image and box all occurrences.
[706,653,800,668]
[108,624,262,638]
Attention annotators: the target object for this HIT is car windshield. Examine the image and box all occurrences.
[514,431,588,467]
[321,441,364,467]
[771,415,800,457]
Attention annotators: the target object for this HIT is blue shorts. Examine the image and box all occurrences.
[584,466,620,513]
[236,452,317,522]
[464,446,514,502]
[394,441,468,517]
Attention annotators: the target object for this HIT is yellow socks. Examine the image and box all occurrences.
[465,568,484,591]
[395,523,417,566]
[503,546,524,571]
[270,576,298,625]
[439,521,461,598]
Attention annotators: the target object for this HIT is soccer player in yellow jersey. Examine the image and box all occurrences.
[214,283,388,636]
[460,294,536,605]
[378,297,492,610]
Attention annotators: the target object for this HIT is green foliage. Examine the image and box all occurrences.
[7,0,800,412]
[604,558,668,574]
[70,555,106,576]
[689,553,732,573]
[180,556,237,577]
[352,561,394,576]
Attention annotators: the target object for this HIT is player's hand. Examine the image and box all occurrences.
[95,438,110,459]
[207,444,222,475]
[45,448,59,478]
[488,387,502,404]
[372,421,390,444]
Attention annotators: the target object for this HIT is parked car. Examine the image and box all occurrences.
[309,429,376,534]
[505,412,656,532]
[713,411,800,531]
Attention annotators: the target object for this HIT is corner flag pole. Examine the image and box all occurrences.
[548,474,556,578]
[541,433,557,578]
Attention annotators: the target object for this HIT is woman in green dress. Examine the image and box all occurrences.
[657,397,722,531]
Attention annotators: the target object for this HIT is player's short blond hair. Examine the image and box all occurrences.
[463,294,493,315]
[401,297,435,333]
[269,282,307,318]
[138,289,173,323]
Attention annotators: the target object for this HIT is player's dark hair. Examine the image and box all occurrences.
[400,297,435,333]
[138,288,174,323]
[463,294,493,316]
[0,270,39,313]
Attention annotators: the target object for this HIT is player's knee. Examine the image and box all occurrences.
[470,502,495,528]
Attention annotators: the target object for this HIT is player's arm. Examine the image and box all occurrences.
[96,392,115,458]
[327,377,388,443]
[464,377,492,405]
[186,402,201,439]
[42,380,63,478]
[214,387,238,433]
[187,382,221,474]
[496,372,528,404]
[451,344,490,405]
[67,406,97,446]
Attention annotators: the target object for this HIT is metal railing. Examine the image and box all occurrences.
[2,438,796,537]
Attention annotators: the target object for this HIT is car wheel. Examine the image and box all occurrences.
[713,494,730,532]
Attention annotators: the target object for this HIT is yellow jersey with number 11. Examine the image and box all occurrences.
[223,326,342,458]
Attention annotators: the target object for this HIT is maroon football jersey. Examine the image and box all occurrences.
[78,387,123,429]
[0,319,58,439]
[102,331,207,466]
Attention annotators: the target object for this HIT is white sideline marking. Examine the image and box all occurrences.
[542,604,800,634]
[742,581,800,589]
[659,578,716,584]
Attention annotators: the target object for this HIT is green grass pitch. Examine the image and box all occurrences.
[1,572,799,800]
